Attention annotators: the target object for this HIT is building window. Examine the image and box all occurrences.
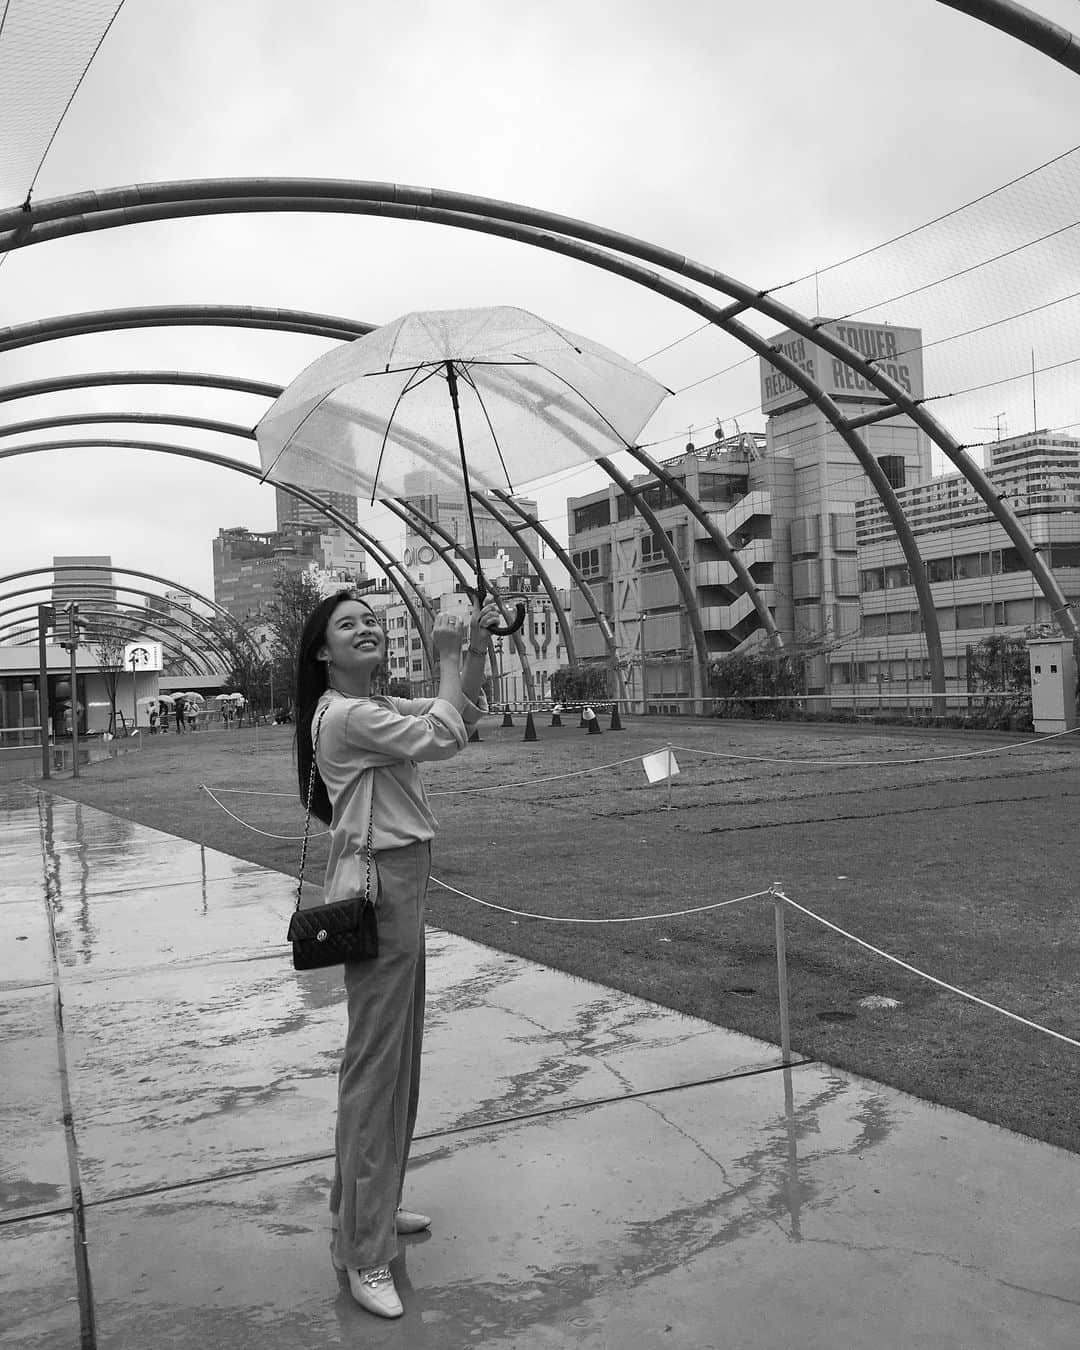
[573,500,611,532]
[572,547,603,578]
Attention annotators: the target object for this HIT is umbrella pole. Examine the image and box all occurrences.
[445,361,487,601]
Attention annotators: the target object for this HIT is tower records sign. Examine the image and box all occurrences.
[759,320,924,415]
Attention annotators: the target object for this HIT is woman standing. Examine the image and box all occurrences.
[294,588,496,1319]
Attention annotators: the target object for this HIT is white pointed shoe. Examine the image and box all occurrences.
[346,1264,403,1319]
[395,1207,431,1235]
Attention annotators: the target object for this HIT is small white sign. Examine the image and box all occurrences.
[642,749,680,784]
[125,642,163,672]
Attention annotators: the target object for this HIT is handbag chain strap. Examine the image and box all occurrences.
[295,700,374,911]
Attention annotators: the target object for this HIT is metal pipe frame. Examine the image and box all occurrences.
[385,496,537,703]
[0,314,935,679]
[469,491,577,670]
[0,584,234,674]
[0,604,209,674]
[598,456,711,707]
[0,404,438,627]
[0,561,256,645]
[0,304,370,354]
[0,310,946,692]
[934,0,1080,75]
[0,386,941,685]
[0,180,1068,646]
[0,435,437,670]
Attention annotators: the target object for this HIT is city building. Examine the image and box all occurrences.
[842,430,1080,703]
[566,319,943,706]
[566,431,779,708]
[274,488,366,572]
[211,525,367,623]
[51,554,116,615]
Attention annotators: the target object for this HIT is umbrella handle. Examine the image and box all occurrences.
[472,574,526,637]
[488,602,526,637]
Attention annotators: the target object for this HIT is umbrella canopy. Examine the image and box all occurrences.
[257,306,668,634]
[175,691,205,704]
[139,694,175,707]
[256,307,670,504]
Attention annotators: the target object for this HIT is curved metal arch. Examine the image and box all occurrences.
[0,304,370,354]
[470,491,577,669]
[0,604,210,675]
[0,562,259,649]
[0,410,447,630]
[0,179,1066,644]
[0,433,437,669]
[0,313,907,667]
[5,622,202,678]
[934,0,1080,75]
[0,300,947,688]
[0,369,283,405]
[0,584,233,675]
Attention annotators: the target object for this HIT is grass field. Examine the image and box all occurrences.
[32,712,1080,1154]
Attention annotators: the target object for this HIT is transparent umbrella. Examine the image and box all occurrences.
[255,306,670,634]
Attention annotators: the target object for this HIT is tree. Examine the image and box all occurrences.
[204,615,269,716]
[551,663,610,704]
[88,621,128,734]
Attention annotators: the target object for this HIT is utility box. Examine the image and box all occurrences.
[1027,638,1078,733]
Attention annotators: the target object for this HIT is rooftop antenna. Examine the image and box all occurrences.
[1031,349,1039,432]
[976,413,1008,442]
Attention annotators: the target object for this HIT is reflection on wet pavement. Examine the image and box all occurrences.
[3,785,1079,1349]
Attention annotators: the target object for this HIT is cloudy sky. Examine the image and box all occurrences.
[2,0,1080,608]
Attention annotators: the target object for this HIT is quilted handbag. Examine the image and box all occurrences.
[288,704,379,971]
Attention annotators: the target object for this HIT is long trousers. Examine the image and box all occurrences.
[329,840,430,1270]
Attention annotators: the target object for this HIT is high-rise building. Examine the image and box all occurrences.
[52,555,116,613]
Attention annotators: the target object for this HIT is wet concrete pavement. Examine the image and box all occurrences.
[2,784,1079,1348]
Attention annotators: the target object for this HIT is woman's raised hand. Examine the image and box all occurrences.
[431,612,466,660]
[468,600,502,651]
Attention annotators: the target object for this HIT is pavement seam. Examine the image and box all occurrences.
[22,1057,813,1219]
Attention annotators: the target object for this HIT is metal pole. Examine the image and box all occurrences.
[68,607,80,779]
[37,605,50,779]
[666,744,674,812]
[774,894,792,1064]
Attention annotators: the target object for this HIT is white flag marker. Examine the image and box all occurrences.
[642,748,680,784]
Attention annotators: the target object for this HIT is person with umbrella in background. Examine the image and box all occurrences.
[293,587,499,1319]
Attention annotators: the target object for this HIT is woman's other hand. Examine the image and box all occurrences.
[432,612,465,660]
[468,600,502,651]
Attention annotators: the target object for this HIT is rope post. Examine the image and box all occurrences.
[665,743,674,812]
[772,887,792,1065]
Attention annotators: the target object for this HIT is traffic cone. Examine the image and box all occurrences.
[501,706,514,728]
[609,703,624,731]
[468,724,481,743]
[523,711,538,742]
[579,706,587,728]
[584,706,602,735]
[551,709,563,727]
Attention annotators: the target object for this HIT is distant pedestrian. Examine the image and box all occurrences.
[174,697,187,734]
[158,700,170,734]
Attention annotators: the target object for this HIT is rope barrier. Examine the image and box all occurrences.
[773,889,1080,1051]
[430,875,772,923]
[669,723,1080,769]
[198,784,327,840]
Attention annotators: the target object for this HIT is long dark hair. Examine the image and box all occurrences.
[294,589,379,825]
